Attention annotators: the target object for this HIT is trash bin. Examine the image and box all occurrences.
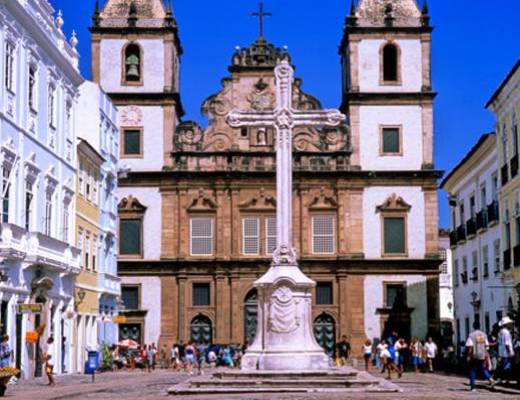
[84,351,99,375]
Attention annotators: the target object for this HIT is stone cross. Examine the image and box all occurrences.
[227,60,345,266]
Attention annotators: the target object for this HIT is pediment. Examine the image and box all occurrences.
[187,190,218,212]
[239,189,276,211]
[376,193,412,213]
[308,188,338,210]
[118,195,147,212]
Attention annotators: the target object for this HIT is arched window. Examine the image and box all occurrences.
[123,43,142,83]
[382,43,399,83]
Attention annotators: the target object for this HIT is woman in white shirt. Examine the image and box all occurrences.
[362,339,372,372]
[44,337,55,386]
[424,336,438,373]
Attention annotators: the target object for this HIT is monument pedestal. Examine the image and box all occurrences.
[241,264,330,371]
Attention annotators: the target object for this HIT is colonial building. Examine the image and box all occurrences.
[438,229,454,346]
[441,133,509,345]
[93,0,441,357]
[486,59,520,325]
[77,82,120,348]
[73,139,104,372]
[0,0,82,378]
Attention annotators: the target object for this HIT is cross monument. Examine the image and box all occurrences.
[250,1,272,39]
[226,60,346,370]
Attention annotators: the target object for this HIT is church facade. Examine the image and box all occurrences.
[91,0,441,357]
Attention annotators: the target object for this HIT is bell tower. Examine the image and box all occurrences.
[90,0,183,169]
[339,0,434,171]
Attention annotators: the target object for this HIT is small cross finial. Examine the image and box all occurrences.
[250,0,272,40]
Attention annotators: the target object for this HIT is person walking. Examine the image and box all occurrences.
[395,338,407,374]
[466,321,495,392]
[497,316,515,384]
[146,345,154,372]
[410,337,422,373]
[375,340,385,370]
[424,337,437,373]
[383,338,401,380]
[0,336,12,368]
[44,337,55,386]
[184,341,196,374]
[362,339,372,372]
[337,336,351,366]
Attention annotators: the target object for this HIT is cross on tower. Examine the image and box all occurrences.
[250,0,272,39]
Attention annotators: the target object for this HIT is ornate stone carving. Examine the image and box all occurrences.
[376,193,412,213]
[120,106,143,127]
[268,285,299,334]
[248,78,274,111]
[187,189,218,211]
[118,195,147,212]
[308,188,338,210]
[174,121,203,151]
[239,189,276,211]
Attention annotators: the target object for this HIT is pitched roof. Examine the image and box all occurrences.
[485,59,520,109]
[440,133,495,189]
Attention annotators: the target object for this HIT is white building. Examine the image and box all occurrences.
[438,229,454,345]
[77,81,120,347]
[0,0,82,378]
[441,133,509,347]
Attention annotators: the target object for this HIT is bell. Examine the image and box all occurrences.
[126,64,140,80]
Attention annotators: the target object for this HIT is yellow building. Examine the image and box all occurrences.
[486,59,520,320]
[73,139,104,372]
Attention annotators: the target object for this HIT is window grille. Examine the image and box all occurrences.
[312,216,334,254]
[242,218,259,255]
[266,217,277,255]
[190,218,213,256]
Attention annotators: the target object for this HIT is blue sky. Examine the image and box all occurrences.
[51,0,520,228]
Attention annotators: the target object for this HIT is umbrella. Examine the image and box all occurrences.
[118,339,139,349]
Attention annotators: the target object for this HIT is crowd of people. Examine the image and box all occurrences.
[109,341,246,375]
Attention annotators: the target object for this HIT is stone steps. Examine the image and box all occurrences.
[168,367,401,396]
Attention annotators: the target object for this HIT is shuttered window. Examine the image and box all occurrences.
[383,217,405,254]
[382,127,400,154]
[120,219,142,255]
[192,283,210,306]
[316,282,333,305]
[121,286,139,310]
[190,218,213,256]
[242,218,260,255]
[266,217,277,255]
[123,129,141,156]
[312,216,334,254]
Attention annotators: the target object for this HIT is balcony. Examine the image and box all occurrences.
[449,230,458,247]
[0,223,81,275]
[476,210,488,231]
[514,245,520,267]
[456,225,466,243]
[466,218,477,238]
[501,164,509,186]
[98,272,121,297]
[511,155,519,179]
[471,267,479,282]
[503,249,512,271]
[487,201,499,225]
[461,271,468,285]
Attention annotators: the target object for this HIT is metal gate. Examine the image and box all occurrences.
[243,289,258,344]
[313,313,336,358]
[190,315,212,345]
[119,324,141,343]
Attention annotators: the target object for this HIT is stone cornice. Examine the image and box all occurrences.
[342,91,437,109]
[106,92,185,117]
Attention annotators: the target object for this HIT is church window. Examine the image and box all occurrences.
[311,215,335,254]
[190,217,214,256]
[28,66,37,110]
[121,286,139,310]
[266,217,277,255]
[4,42,15,92]
[385,283,406,309]
[383,217,406,255]
[123,43,142,84]
[119,219,143,256]
[122,128,142,157]
[382,42,400,83]
[381,126,401,155]
[242,217,260,255]
[192,283,210,306]
[316,282,333,305]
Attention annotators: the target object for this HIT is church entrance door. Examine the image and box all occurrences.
[313,313,336,358]
[190,315,212,345]
[243,289,258,344]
